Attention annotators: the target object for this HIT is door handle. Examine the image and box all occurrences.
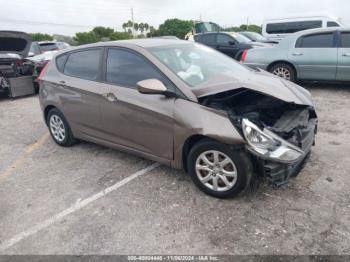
[102,93,118,102]
[342,53,350,57]
[292,52,303,56]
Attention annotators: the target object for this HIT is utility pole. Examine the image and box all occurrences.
[131,7,135,38]
[246,17,249,31]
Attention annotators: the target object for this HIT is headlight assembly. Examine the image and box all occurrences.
[242,118,305,163]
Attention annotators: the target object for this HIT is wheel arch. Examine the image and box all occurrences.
[44,105,57,125]
[181,135,213,172]
[267,60,298,79]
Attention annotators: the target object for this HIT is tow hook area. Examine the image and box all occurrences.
[260,152,311,187]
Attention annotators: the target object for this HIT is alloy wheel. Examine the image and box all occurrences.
[195,150,238,192]
[49,115,66,142]
[272,67,291,80]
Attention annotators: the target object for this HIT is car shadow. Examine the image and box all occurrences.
[299,82,350,91]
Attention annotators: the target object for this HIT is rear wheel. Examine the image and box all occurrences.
[47,108,76,147]
[269,63,296,82]
[187,139,252,198]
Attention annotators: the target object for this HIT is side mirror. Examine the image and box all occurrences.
[137,79,176,97]
[28,52,35,57]
[228,41,236,45]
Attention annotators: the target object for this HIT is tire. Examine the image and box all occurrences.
[46,108,76,147]
[269,63,296,82]
[187,139,253,198]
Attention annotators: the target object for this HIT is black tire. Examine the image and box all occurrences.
[187,139,253,198]
[46,108,76,147]
[269,63,296,82]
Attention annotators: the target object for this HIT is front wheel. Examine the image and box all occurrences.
[187,139,252,198]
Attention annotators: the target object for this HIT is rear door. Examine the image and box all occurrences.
[336,31,350,81]
[99,48,175,160]
[195,33,216,49]
[291,32,337,80]
[57,48,106,138]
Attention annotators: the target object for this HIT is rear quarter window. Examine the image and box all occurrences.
[63,49,101,81]
[56,54,67,72]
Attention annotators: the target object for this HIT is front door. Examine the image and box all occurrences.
[290,32,337,81]
[215,33,239,58]
[336,31,350,81]
[100,48,175,160]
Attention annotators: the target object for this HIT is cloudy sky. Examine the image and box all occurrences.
[0,0,349,36]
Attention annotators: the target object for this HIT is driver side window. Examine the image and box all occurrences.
[106,48,173,90]
[216,34,234,45]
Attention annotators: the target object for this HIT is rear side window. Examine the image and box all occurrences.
[197,34,216,44]
[106,49,170,89]
[296,33,334,48]
[327,21,340,27]
[39,43,58,52]
[64,49,101,80]
[341,32,350,48]
[266,20,322,34]
[56,54,67,72]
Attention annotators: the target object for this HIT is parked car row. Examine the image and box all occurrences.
[0,31,70,97]
[242,28,350,82]
[194,31,272,60]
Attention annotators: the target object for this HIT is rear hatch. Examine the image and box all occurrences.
[0,31,32,58]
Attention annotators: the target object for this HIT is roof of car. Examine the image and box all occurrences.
[291,27,350,36]
[70,39,192,50]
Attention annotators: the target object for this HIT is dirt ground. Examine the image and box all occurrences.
[0,84,349,255]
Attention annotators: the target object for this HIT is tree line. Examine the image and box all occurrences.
[30,19,262,46]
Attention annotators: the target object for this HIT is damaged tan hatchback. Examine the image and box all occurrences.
[39,40,317,198]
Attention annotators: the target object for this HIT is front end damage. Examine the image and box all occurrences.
[199,88,317,186]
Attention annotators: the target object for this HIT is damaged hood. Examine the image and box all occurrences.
[192,69,313,106]
[0,31,32,57]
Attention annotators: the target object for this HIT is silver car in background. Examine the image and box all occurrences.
[242,28,350,82]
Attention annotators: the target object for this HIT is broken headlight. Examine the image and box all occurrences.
[242,118,305,163]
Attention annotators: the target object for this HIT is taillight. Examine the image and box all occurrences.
[38,62,49,81]
[240,50,248,63]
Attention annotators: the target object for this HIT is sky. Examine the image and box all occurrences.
[0,0,349,36]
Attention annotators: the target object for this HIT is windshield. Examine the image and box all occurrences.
[242,32,267,41]
[227,33,251,43]
[149,43,251,87]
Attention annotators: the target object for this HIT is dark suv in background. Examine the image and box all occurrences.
[194,32,270,60]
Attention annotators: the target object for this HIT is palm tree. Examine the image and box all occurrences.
[139,23,145,35]
[133,23,139,35]
[122,23,128,32]
[144,23,149,33]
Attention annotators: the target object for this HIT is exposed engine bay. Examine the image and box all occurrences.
[199,88,318,186]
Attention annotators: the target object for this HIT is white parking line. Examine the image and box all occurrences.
[0,163,160,251]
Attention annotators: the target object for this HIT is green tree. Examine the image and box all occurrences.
[157,19,193,39]
[92,26,114,38]
[109,32,131,41]
[30,33,53,41]
[73,32,99,45]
